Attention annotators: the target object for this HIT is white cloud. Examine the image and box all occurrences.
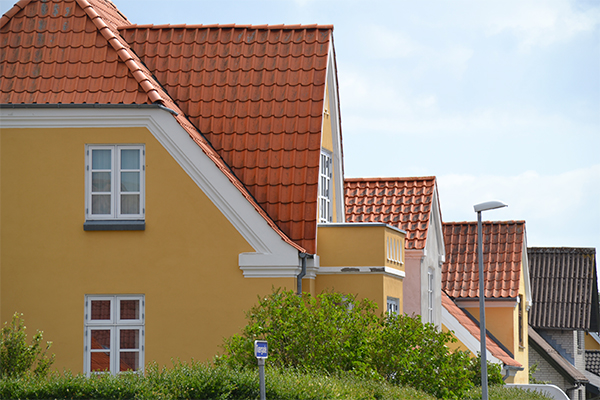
[437,165,600,249]
[483,0,600,50]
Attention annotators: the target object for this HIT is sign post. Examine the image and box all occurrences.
[254,340,268,400]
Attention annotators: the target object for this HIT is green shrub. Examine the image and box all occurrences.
[0,312,54,378]
[219,289,477,399]
[467,354,505,386]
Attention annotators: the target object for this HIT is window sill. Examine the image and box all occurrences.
[84,220,145,231]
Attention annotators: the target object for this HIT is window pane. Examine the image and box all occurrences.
[91,352,111,372]
[91,195,111,215]
[91,300,111,320]
[121,194,140,214]
[120,352,139,372]
[121,149,140,170]
[121,172,139,192]
[92,149,111,170]
[92,172,111,192]
[91,330,111,349]
[120,329,139,349]
[120,300,139,320]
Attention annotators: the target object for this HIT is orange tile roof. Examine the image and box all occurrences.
[0,0,305,252]
[442,292,521,367]
[344,177,438,249]
[119,24,333,254]
[442,221,526,299]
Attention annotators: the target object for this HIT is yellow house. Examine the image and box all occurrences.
[0,0,405,375]
[442,221,532,383]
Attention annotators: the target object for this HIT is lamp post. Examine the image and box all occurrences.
[473,201,508,400]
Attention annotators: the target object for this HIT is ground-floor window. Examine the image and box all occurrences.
[387,296,400,315]
[84,295,144,375]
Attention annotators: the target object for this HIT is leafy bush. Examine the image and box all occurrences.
[467,354,505,386]
[219,289,478,399]
[0,312,54,378]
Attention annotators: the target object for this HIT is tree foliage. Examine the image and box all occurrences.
[0,312,55,378]
[219,289,489,399]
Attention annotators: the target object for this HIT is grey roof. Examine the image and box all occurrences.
[587,351,600,376]
[528,247,599,331]
[529,326,588,384]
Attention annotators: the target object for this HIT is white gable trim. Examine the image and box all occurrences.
[430,186,446,265]
[442,306,501,364]
[0,106,300,274]
[324,44,344,224]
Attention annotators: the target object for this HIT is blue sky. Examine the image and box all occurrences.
[2,0,598,253]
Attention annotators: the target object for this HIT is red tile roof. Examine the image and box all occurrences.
[119,24,333,253]
[0,0,305,252]
[442,292,521,367]
[344,177,438,249]
[442,221,526,299]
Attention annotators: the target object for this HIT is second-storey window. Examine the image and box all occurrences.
[319,150,332,223]
[86,145,145,220]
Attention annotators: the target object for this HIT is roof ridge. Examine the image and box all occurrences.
[345,176,437,182]
[120,23,334,30]
[443,220,526,225]
[75,0,164,104]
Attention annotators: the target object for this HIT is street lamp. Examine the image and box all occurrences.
[473,200,508,400]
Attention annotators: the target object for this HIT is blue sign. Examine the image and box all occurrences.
[254,340,268,358]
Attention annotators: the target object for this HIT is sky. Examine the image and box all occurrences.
[2,0,598,253]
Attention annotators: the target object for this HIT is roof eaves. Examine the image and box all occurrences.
[529,326,588,384]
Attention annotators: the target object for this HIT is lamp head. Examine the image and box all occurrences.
[474,201,508,213]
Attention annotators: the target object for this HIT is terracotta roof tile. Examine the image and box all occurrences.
[344,177,437,250]
[442,221,526,299]
[442,292,521,367]
[119,23,332,253]
[528,247,599,331]
[1,0,305,253]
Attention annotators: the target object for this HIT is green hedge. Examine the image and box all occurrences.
[0,361,552,400]
[0,361,434,400]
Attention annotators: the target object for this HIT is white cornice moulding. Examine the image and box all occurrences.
[1,107,301,273]
[318,266,405,279]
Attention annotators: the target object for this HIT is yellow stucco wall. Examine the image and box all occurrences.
[317,225,405,270]
[315,274,402,314]
[462,263,529,383]
[315,224,404,312]
[0,126,297,373]
[586,332,600,350]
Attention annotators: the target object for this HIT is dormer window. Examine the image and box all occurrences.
[319,149,333,223]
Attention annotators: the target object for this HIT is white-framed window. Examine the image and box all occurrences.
[86,145,145,220]
[319,149,332,223]
[387,296,399,315]
[387,237,402,264]
[84,295,145,375]
[427,269,434,323]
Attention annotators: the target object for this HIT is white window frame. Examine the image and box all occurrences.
[85,145,145,220]
[427,269,434,323]
[84,295,145,375]
[387,296,400,315]
[318,149,333,223]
